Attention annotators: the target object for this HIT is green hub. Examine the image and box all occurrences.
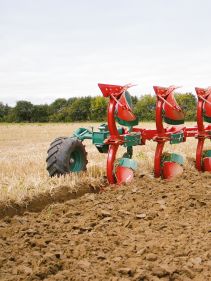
[69,149,85,172]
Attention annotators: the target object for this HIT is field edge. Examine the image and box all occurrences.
[0,183,100,220]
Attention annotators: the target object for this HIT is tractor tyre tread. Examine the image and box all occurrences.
[47,137,67,153]
[46,137,88,177]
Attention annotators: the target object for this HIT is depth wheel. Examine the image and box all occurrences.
[46,137,88,177]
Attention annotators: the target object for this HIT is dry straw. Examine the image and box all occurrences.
[0,122,203,204]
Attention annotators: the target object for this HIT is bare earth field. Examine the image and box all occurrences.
[0,123,211,280]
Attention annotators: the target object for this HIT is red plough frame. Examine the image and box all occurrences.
[98,83,211,184]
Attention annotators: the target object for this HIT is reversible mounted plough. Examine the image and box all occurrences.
[46,84,211,184]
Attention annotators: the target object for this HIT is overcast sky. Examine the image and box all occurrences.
[0,0,211,105]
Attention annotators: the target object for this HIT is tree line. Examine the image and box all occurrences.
[0,93,197,123]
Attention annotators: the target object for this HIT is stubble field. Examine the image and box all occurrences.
[0,123,211,281]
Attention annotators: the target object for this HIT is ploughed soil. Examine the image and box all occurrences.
[0,170,211,281]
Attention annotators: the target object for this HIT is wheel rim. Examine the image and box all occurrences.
[69,149,84,172]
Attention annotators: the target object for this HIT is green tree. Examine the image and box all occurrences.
[4,108,16,122]
[0,102,5,121]
[49,98,67,115]
[134,95,156,121]
[67,97,77,106]
[131,96,138,107]
[175,93,197,121]
[32,105,49,122]
[14,101,34,122]
[67,97,91,121]
[49,108,68,122]
[90,96,107,121]
[0,103,11,121]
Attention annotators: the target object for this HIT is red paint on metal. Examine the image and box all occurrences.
[154,85,184,124]
[155,99,165,135]
[196,99,204,134]
[117,92,137,121]
[154,142,165,177]
[107,144,119,184]
[98,83,135,97]
[104,83,136,184]
[162,162,183,179]
[107,97,120,138]
[203,157,211,172]
[196,139,204,171]
[195,98,205,171]
[115,166,134,184]
[106,93,121,184]
[98,83,124,97]
[195,87,211,98]
[204,93,211,119]
[153,85,179,97]
[153,86,168,97]
[163,92,184,122]
[98,82,211,184]
[195,87,211,171]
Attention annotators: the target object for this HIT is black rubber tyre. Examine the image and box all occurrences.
[46,137,88,177]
